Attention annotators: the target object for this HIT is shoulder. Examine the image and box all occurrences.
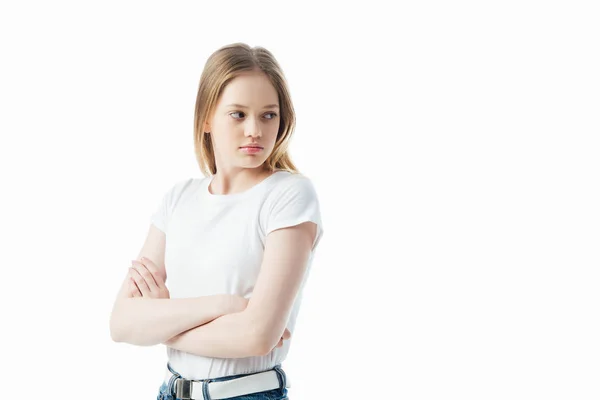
[259,171,324,248]
[160,177,202,205]
[169,176,204,193]
[267,172,319,198]
[174,176,201,190]
[261,171,321,214]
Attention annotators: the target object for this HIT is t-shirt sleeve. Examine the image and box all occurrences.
[150,178,193,234]
[261,175,324,252]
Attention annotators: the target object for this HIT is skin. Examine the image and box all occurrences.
[203,69,282,195]
[128,259,290,348]
[126,70,292,349]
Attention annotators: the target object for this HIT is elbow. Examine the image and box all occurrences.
[248,329,279,357]
[242,312,281,356]
[110,322,122,343]
[109,312,126,343]
[110,317,152,346]
[109,300,156,346]
[251,338,271,357]
[109,300,131,343]
[247,338,270,357]
[110,319,148,346]
[110,328,123,343]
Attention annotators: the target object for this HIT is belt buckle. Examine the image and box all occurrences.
[175,378,192,399]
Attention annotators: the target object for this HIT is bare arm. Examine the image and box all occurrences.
[162,222,314,358]
[109,223,242,346]
[163,308,267,358]
[110,264,241,346]
[110,294,233,346]
[115,260,271,358]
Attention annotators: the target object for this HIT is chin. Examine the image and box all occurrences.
[239,159,266,168]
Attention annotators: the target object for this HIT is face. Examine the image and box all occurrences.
[204,71,280,173]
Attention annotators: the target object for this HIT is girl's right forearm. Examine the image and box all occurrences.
[110,295,230,346]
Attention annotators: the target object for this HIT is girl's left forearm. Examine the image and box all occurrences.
[163,310,267,358]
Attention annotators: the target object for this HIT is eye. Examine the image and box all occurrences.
[229,112,278,120]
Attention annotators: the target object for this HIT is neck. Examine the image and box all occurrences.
[209,167,274,195]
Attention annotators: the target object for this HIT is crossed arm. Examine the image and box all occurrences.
[110,221,315,359]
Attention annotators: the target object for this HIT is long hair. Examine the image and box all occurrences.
[193,43,299,176]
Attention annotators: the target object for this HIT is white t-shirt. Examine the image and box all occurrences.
[150,170,324,379]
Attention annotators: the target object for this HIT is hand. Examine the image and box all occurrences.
[275,328,291,349]
[127,257,170,299]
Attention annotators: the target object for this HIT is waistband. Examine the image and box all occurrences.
[163,363,291,400]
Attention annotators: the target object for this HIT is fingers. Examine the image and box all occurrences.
[282,328,291,340]
[129,266,151,296]
[131,260,159,288]
[141,257,165,279]
[137,257,167,288]
[128,278,142,297]
[275,328,291,348]
[129,258,168,299]
[126,267,142,298]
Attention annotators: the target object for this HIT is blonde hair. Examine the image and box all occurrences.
[193,43,299,176]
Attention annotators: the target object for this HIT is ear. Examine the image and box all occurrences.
[203,109,214,133]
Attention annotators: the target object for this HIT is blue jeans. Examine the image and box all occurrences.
[156,362,289,400]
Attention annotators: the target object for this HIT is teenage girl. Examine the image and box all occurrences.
[109,42,324,400]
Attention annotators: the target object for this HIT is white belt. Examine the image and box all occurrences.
[164,366,291,400]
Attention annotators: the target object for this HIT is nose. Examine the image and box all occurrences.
[244,118,262,139]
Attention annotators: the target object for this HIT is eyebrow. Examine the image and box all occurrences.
[226,103,279,110]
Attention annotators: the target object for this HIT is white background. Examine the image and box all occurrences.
[1,1,598,399]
